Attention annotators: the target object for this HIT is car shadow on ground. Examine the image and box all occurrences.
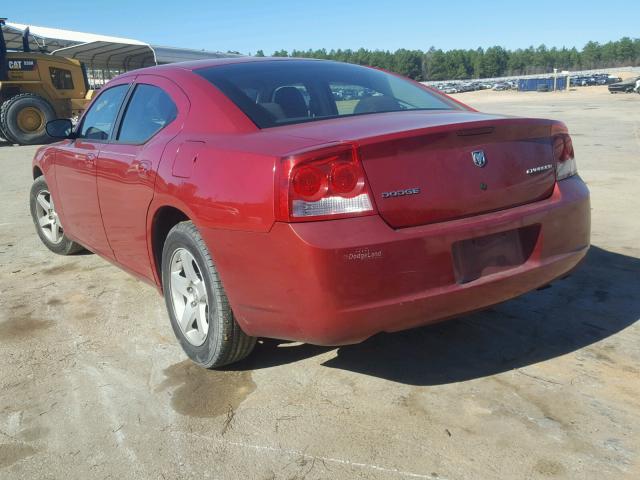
[233,245,640,385]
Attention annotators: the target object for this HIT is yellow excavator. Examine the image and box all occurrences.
[0,18,93,145]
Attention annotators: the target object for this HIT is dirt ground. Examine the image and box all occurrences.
[1,86,639,479]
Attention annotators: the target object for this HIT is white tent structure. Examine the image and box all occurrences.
[2,21,241,86]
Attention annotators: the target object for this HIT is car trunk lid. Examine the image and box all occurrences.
[282,111,557,228]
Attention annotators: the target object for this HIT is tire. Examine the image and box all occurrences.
[162,221,256,368]
[29,176,84,255]
[0,94,56,145]
[0,100,17,143]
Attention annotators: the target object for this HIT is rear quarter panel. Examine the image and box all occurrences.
[151,138,279,233]
[149,129,329,232]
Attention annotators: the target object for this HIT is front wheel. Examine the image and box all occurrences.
[162,221,256,368]
[29,176,84,255]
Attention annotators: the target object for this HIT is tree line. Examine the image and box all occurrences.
[252,37,640,81]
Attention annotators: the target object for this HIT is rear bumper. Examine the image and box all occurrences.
[202,176,590,345]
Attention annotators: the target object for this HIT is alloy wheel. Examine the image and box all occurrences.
[35,190,63,244]
[169,248,210,346]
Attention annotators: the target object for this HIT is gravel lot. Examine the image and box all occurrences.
[1,86,639,479]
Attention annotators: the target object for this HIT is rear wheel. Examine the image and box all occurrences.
[162,221,256,368]
[29,176,84,255]
[1,94,56,145]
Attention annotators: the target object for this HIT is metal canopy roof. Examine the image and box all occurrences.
[152,46,242,64]
[3,21,146,52]
[2,22,240,71]
[52,41,156,70]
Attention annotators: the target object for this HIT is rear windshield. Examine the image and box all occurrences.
[195,60,459,128]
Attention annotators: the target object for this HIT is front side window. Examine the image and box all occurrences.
[78,84,129,140]
[196,60,459,128]
[117,84,177,144]
[49,67,74,90]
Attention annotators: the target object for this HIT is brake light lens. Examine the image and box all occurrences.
[277,144,375,221]
[553,133,577,180]
[292,165,327,200]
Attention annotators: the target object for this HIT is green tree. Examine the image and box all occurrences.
[424,48,448,80]
[582,41,601,69]
[251,36,639,81]
[482,46,508,77]
[393,49,424,79]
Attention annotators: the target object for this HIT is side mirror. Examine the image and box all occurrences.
[46,119,75,139]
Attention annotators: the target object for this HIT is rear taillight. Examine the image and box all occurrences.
[553,132,577,180]
[276,144,376,221]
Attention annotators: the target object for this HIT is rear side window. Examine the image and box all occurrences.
[49,67,74,90]
[117,84,177,144]
[196,60,458,128]
[79,84,129,140]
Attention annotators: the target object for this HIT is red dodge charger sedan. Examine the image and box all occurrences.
[31,58,590,367]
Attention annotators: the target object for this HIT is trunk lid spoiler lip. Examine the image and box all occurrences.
[276,112,557,147]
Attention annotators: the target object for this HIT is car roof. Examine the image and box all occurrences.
[119,56,329,78]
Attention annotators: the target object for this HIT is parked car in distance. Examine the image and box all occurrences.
[598,75,621,85]
[570,73,621,87]
[608,76,640,93]
[31,58,590,367]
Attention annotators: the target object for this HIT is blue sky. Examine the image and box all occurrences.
[5,1,638,54]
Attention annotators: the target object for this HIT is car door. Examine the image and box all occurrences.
[96,75,189,280]
[54,82,130,256]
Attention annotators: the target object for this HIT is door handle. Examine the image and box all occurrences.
[133,160,152,176]
[85,153,96,165]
